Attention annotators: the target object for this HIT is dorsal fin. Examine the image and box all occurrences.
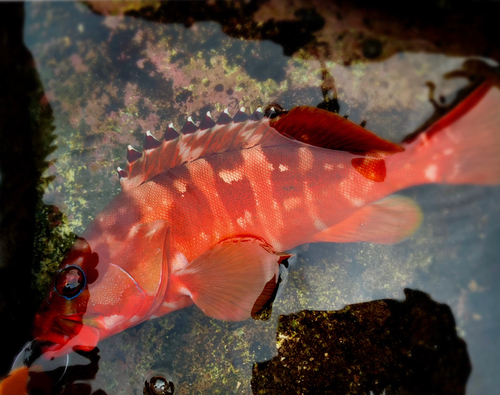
[120,116,290,191]
[269,106,404,155]
[119,105,403,191]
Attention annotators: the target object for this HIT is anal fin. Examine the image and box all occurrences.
[309,195,423,245]
[173,237,290,321]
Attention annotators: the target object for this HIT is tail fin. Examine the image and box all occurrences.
[388,81,500,187]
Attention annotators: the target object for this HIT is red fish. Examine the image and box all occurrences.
[30,79,500,360]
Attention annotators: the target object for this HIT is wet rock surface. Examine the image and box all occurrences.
[84,0,500,63]
[252,289,471,395]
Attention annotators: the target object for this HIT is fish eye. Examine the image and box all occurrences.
[54,265,86,300]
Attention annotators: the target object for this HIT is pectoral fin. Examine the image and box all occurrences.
[309,195,423,245]
[174,237,290,321]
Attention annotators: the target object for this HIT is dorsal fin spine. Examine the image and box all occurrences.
[144,130,162,150]
[164,123,179,141]
[199,111,216,130]
[233,107,248,123]
[117,166,128,178]
[250,107,264,121]
[127,145,142,163]
[181,116,198,134]
[217,108,232,125]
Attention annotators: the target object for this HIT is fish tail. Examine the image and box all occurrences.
[390,81,500,187]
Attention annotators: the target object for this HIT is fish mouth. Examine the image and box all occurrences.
[33,314,101,358]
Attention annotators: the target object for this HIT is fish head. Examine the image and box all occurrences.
[33,237,102,358]
[33,218,171,359]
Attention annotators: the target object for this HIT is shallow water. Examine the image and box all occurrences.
[1,1,499,394]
